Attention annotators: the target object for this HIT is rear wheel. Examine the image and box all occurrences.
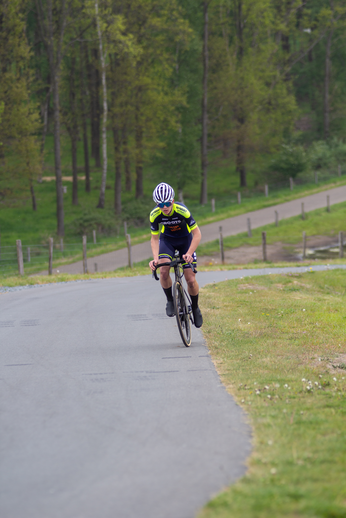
[173,281,191,347]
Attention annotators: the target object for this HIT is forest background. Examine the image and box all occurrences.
[1,0,346,242]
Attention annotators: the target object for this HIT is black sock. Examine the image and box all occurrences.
[190,294,199,310]
[163,287,173,301]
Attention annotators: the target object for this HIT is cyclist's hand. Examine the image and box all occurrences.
[183,253,193,264]
[149,259,158,271]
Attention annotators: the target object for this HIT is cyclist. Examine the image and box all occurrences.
[149,182,203,328]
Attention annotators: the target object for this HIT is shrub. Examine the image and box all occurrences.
[68,209,117,236]
[329,138,346,165]
[269,144,309,179]
[308,140,333,170]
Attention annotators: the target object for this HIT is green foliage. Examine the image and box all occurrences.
[269,144,309,179]
[0,0,42,203]
[308,140,333,170]
[68,208,118,236]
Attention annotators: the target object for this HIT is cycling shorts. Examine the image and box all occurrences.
[158,234,197,270]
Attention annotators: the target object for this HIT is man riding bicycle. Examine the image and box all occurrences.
[149,182,203,328]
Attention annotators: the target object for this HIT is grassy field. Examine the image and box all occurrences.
[198,201,346,256]
[198,269,346,518]
[1,129,346,249]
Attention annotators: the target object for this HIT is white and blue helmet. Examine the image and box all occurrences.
[153,183,175,204]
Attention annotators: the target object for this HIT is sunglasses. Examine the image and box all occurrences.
[157,201,172,208]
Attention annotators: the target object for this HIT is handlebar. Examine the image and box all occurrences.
[152,259,197,281]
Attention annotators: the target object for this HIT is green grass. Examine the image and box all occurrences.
[198,201,346,256]
[1,130,346,249]
[198,269,346,518]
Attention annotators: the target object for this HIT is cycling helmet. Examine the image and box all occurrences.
[153,183,175,204]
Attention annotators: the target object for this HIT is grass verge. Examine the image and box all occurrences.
[1,258,346,288]
[198,269,346,518]
[198,201,346,256]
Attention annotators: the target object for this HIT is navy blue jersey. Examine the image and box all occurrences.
[150,202,197,239]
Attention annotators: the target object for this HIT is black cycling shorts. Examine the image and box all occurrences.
[158,234,197,269]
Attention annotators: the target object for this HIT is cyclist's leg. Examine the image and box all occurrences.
[179,237,203,328]
[158,237,174,288]
[158,237,175,316]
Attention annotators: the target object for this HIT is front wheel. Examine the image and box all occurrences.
[173,281,191,347]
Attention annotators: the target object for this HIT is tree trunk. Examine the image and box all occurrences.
[69,56,78,206]
[39,86,51,182]
[122,124,131,192]
[235,0,246,188]
[113,126,122,215]
[324,29,333,140]
[135,108,143,199]
[96,0,108,209]
[52,72,64,235]
[236,125,246,187]
[200,0,208,205]
[71,134,78,205]
[29,178,37,211]
[80,42,90,192]
[91,47,101,167]
[36,0,65,236]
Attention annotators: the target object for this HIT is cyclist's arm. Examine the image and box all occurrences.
[184,226,201,262]
[149,234,160,270]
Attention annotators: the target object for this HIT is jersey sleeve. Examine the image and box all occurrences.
[175,204,198,232]
[149,207,161,235]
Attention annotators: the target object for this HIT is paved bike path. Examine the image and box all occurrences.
[2,264,346,517]
[45,185,346,275]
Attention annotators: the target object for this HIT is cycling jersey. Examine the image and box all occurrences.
[150,202,197,239]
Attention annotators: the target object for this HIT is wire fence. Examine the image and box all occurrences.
[1,168,345,277]
[0,239,126,277]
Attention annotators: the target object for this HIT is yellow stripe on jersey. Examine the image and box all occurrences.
[150,207,161,222]
[174,204,190,218]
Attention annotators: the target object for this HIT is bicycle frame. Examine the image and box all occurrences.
[152,255,196,310]
[152,254,196,346]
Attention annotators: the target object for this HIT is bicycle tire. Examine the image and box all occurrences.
[173,280,191,347]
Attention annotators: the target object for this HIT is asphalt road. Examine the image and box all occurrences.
[1,271,254,518]
[2,265,345,517]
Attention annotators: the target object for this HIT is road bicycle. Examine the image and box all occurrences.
[153,252,196,347]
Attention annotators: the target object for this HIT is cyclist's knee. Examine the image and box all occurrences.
[160,266,170,281]
[186,278,196,291]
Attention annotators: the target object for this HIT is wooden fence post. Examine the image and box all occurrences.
[327,195,330,213]
[302,231,307,259]
[48,237,53,275]
[237,192,241,204]
[83,235,88,274]
[60,238,64,253]
[219,226,224,264]
[265,184,268,197]
[124,221,127,237]
[262,231,267,262]
[275,210,279,227]
[211,198,215,212]
[93,229,96,244]
[27,247,31,263]
[301,202,305,220]
[16,239,24,275]
[315,172,318,184]
[338,164,341,177]
[339,231,344,258]
[126,234,133,268]
[247,218,252,237]
[289,177,294,190]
